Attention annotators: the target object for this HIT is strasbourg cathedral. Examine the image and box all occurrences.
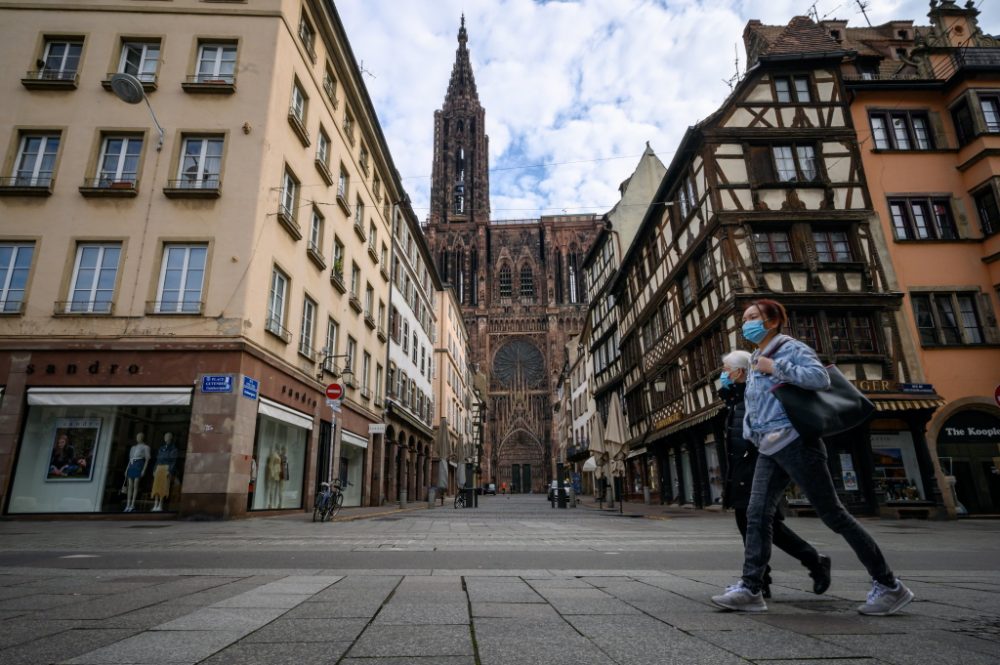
[423,19,603,493]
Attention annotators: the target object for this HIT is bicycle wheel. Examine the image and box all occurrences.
[330,492,344,519]
[312,494,323,522]
[454,493,465,509]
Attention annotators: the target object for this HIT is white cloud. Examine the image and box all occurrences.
[336,0,1000,221]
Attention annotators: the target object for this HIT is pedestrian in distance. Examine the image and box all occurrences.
[712,299,914,616]
[718,349,831,600]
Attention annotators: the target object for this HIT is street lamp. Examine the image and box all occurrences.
[109,73,165,151]
[315,354,354,382]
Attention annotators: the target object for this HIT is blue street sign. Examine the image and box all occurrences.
[899,383,935,395]
[242,376,260,400]
[201,375,233,393]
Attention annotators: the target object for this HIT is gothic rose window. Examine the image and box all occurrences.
[492,340,544,388]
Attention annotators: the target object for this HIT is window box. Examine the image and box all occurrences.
[102,74,156,92]
[54,300,114,315]
[336,192,351,215]
[181,74,236,94]
[380,264,390,281]
[277,204,302,240]
[377,326,387,342]
[287,110,311,147]
[364,313,376,329]
[349,294,363,312]
[79,177,138,198]
[314,159,333,185]
[0,176,54,196]
[145,300,204,315]
[21,70,78,90]
[353,220,366,242]
[163,178,220,198]
[265,317,292,343]
[306,241,326,270]
[368,244,378,262]
[330,268,346,293]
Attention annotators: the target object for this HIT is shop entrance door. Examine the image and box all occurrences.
[952,460,982,514]
[522,464,532,493]
[316,421,332,487]
[511,464,521,493]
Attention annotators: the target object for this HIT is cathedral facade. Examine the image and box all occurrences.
[422,19,603,493]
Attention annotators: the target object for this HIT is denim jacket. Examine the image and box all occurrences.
[742,334,830,446]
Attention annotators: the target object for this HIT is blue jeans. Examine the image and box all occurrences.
[741,437,895,593]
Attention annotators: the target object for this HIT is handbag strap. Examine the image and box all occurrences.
[757,335,791,360]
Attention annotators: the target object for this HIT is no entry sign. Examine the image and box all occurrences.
[326,383,344,400]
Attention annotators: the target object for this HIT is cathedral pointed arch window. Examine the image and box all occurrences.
[519,263,534,298]
[568,254,579,304]
[499,263,512,298]
[453,147,466,214]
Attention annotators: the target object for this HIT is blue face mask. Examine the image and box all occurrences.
[719,371,733,388]
[741,320,768,344]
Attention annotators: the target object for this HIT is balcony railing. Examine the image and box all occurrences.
[353,220,366,242]
[0,175,54,196]
[102,72,156,91]
[79,177,138,197]
[287,110,311,146]
[277,203,302,239]
[22,69,78,89]
[163,177,220,198]
[55,300,113,315]
[265,317,292,343]
[146,300,204,315]
[298,342,316,361]
[181,73,236,93]
[330,269,346,292]
[349,294,363,312]
[306,241,326,270]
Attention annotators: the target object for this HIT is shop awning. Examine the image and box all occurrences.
[27,387,192,406]
[582,456,598,472]
[626,446,647,460]
[873,398,946,412]
[645,404,725,445]
[341,429,368,449]
[259,397,313,430]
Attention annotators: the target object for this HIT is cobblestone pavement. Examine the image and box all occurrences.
[0,495,998,664]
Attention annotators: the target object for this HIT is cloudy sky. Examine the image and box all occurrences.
[336,0,997,222]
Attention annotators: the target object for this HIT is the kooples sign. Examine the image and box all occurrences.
[26,361,141,376]
[938,410,1000,444]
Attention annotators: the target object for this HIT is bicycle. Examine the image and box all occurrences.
[312,479,346,522]
[454,490,467,509]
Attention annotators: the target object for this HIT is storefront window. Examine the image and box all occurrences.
[681,448,694,504]
[252,414,307,510]
[871,432,925,501]
[647,455,659,492]
[630,458,644,493]
[705,442,723,504]
[339,429,366,507]
[667,451,677,503]
[9,402,189,513]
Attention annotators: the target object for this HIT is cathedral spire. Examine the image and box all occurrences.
[446,14,479,105]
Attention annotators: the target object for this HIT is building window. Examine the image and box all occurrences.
[359,144,369,175]
[772,145,818,182]
[280,168,298,220]
[195,43,237,83]
[402,320,409,353]
[39,38,82,80]
[332,237,344,277]
[774,75,810,103]
[323,317,339,371]
[974,186,1000,237]
[753,230,794,262]
[96,135,143,186]
[156,244,206,313]
[354,197,364,228]
[499,264,512,297]
[0,243,34,313]
[790,311,820,350]
[678,272,693,306]
[361,352,371,391]
[869,111,932,150]
[888,198,957,240]
[696,253,713,287]
[364,283,374,317]
[68,243,121,313]
[412,332,418,363]
[309,208,323,254]
[350,262,360,298]
[118,41,159,82]
[176,136,223,188]
[827,313,877,354]
[12,134,60,187]
[290,80,307,124]
[368,223,377,251]
[951,99,976,147]
[317,129,330,168]
[346,336,356,373]
[981,95,1000,133]
[338,167,349,200]
[375,364,383,401]
[298,14,316,60]
[519,264,534,297]
[300,296,317,357]
[813,230,853,262]
[343,109,355,143]
[323,66,337,104]
[267,268,288,333]
[911,292,987,345]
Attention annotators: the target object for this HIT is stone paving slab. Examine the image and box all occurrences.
[346,624,474,658]
[820,633,1000,665]
[152,607,287,632]
[374,601,470,624]
[4,629,140,665]
[242,617,368,642]
[473,616,617,665]
[689,627,860,660]
[62,629,246,664]
[471,601,563,618]
[199,640,350,665]
[340,658,475,665]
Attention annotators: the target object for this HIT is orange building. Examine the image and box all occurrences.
[833,1,1000,515]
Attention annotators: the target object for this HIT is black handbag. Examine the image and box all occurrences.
[764,340,875,439]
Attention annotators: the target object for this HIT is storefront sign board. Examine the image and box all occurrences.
[241,376,259,401]
[369,423,386,434]
[939,410,1000,444]
[201,375,233,393]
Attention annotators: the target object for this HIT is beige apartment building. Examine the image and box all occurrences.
[433,285,472,495]
[0,0,399,517]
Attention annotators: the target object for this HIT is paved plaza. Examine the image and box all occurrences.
[0,496,998,664]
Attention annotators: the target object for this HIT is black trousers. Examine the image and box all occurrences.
[735,507,821,578]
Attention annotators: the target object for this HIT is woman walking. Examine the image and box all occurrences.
[712,299,913,616]
[719,349,830,599]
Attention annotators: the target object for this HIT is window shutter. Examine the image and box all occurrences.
[978,293,1000,344]
[950,195,972,240]
[748,146,775,185]
[927,111,949,150]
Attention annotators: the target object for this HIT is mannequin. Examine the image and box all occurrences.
[150,432,178,512]
[267,446,283,508]
[124,433,151,512]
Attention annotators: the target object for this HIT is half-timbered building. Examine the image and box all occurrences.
[611,15,950,517]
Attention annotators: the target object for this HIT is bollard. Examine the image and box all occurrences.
[427,486,436,507]
[399,487,407,509]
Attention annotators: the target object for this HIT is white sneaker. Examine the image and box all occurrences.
[711,581,767,612]
[858,579,914,616]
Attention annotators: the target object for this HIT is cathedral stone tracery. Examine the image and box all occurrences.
[423,17,603,492]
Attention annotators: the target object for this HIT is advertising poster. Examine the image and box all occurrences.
[46,418,102,481]
[840,452,859,491]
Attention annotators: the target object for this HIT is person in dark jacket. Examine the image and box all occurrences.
[719,349,831,600]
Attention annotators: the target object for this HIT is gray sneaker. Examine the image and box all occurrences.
[711,581,767,612]
[857,579,914,616]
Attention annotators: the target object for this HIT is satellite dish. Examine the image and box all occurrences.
[109,73,145,104]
